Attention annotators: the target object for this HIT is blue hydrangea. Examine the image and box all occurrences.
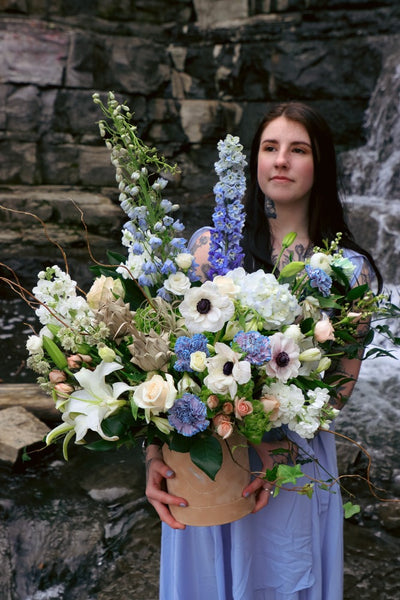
[174,334,209,372]
[208,135,247,277]
[305,265,332,297]
[168,393,210,437]
[233,331,271,365]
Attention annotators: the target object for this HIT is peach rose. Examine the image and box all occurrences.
[222,401,234,415]
[314,318,335,343]
[54,383,75,398]
[48,370,67,384]
[213,414,233,439]
[206,394,219,410]
[260,394,280,422]
[234,397,253,420]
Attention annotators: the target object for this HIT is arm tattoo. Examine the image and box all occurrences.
[190,233,210,253]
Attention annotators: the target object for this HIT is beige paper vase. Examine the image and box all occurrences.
[162,433,255,526]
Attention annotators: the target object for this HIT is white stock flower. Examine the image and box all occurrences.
[204,342,251,399]
[163,272,191,296]
[33,265,94,328]
[179,281,235,333]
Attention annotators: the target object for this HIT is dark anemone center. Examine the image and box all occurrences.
[196,298,211,314]
[276,351,290,368]
[223,361,234,376]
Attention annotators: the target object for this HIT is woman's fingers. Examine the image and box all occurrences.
[145,455,188,529]
[242,476,274,513]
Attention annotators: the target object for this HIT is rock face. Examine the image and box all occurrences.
[0,0,399,282]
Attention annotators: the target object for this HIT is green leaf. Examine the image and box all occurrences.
[276,463,304,485]
[346,283,368,301]
[169,432,192,453]
[343,501,360,519]
[107,250,127,264]
[300,317,314,335]
[190,435,223,481]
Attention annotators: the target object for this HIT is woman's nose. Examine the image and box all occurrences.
[274,149,289,167]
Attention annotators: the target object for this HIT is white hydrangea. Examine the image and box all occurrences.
[227,267,301,329]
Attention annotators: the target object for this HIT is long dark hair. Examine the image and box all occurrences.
[242,102,382,290]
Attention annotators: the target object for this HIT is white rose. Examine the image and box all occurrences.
[309,252,333,275]
[26,335,43,354]
[133,373,177,416]
[164,272,191,296]
[175,253,194,270]
[189,351,207,372]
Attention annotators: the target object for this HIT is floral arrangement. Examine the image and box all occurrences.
[23,92,398,508]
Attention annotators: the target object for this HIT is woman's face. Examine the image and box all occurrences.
[257,116,314,210]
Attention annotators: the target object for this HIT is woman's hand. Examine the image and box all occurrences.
[242,439,297,513]
[145,444,188,530]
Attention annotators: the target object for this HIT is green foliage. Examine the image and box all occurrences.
[343,501,361,519]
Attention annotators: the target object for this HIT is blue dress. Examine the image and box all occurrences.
[159,234,370,600]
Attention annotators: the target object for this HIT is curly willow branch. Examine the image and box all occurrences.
[322,428,399,504]
[71,200,153,306]
[0,204,69,273]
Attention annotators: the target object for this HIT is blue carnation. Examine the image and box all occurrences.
[233,331,271,365]
[168,393,210,437]
[305,265,332,297]
[174,334,209,372]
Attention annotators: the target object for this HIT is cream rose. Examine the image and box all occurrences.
[314,318,335,342]
[212,275,240,298]
[132,373,177,416]
[234,397,253,420]
[86,275,124,310]
[163,272,191,296]
[189,350,207,372]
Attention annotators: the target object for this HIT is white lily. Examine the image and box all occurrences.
[46,361,134,449]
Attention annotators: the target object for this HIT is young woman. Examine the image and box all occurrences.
[145,102,381,600]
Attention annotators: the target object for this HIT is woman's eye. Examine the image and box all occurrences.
[292,147,306,154]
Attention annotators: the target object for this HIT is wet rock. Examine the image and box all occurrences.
[0,406,49,464]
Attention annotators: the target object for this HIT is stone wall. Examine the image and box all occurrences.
[0,0,399,281]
